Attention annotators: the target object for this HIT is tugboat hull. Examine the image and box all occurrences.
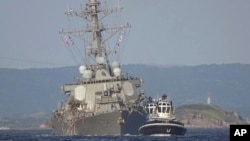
[139,121,186,136]
[140,95,187,136]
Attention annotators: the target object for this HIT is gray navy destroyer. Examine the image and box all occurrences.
[50,0,147,136]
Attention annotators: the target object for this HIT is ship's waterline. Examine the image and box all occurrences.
[51,109,147,136]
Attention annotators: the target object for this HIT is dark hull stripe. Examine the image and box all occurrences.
[139,123,186,136]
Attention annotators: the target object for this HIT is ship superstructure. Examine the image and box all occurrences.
[50,0,147,135]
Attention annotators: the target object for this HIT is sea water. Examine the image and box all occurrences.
[0,128,229,141]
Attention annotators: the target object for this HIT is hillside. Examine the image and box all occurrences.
[175,103,247,128]
[0,112,50,129]
[0,67,77,117]
[0,63,250,118]
[122,63,250,118]
[0,103,246,129]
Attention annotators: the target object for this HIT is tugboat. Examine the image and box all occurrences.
[139,94,186,136]
[50,0,147,136]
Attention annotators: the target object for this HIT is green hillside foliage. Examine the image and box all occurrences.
[175,103,247,127]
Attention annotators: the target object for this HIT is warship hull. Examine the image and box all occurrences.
[139,120,186,136]
[51,110,147,136]
[50,0,148,136]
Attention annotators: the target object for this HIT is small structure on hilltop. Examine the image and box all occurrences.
[207,92,211,105]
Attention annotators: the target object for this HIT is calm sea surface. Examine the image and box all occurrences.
[0,128,229,141]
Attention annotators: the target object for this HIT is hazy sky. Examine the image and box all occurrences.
[1,0,250,68]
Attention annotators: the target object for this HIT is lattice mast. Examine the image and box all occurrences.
[59,0,131,74]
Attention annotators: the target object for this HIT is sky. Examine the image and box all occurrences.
[1,0,250,68]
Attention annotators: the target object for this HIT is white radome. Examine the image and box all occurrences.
[96,56,105,64]
[79,65,87,74]
[113,68,121,77]
[83,70,93,79]
[112,61,120,68]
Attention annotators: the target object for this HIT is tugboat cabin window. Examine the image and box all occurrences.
[146,103,156,114]
[158,102,167,113]
[166,107,170,113]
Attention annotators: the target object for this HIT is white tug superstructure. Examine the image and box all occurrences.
[139,94,186,136]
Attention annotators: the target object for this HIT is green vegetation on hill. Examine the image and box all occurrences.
[175,103,247,128]
[0,112,50,129]
[122,63,250,118]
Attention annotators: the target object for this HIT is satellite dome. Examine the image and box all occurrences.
[113,68,121,77]
[112,61,120,68]
[96,56,105,64]
[83,70,93,79]
[79,65,87,74]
